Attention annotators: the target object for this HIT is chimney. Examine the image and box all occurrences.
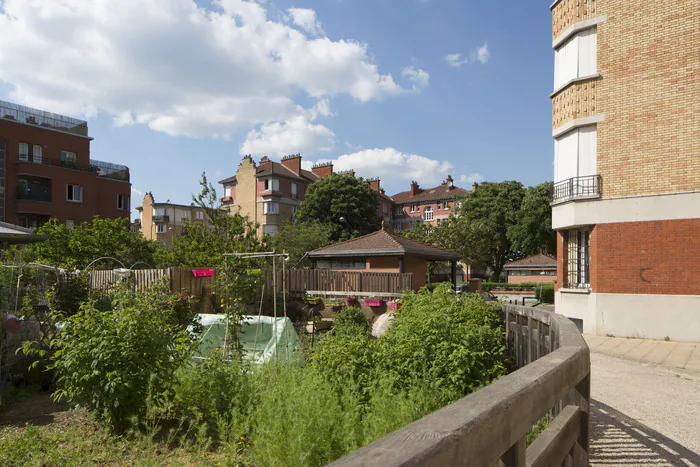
[281,153,302,176]
[312,162,333,178]
[367,177,380,192]
[472,182,479,191]
[444,174,454,190]
[410,180,420,196]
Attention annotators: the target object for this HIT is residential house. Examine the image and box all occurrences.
[504,253,557,284]
[550,0,699,341]
[391,175,472,231]
[135,193,207,244]
[0,100,131,229]
[219,154,332,236]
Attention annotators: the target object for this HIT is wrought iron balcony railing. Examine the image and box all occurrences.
[152,215,170,223]
[1,100,89,137]
[551,175,601,203]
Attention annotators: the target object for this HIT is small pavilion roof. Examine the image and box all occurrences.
[504,253,557,269]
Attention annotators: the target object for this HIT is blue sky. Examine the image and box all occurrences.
[0,0,554,219]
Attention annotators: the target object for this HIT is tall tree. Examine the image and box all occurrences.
[268,220,335,267]
[454,181,525,281]
[295,173,381,241]
[10,217,161,269]
[163,173,262,267]
[508,182,556,257]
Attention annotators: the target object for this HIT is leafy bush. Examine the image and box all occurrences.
[535,283,555,304]
[50,284,194,433]
[379,283,508,401]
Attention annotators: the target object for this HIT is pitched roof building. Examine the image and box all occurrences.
[504,253,557,284]
[391,176,474,230]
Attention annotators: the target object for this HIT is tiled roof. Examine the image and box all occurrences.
[219,175,237,184]
[257,160,316,183]
[504,253,557,269]
[308,229,461,261]
[392,184,469,204]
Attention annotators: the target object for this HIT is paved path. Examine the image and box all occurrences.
[585,336,700,466]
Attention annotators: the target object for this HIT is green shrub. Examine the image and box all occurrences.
[50,284,194,433]
[379,283,508,401]
[535,284,555,304]
[482,282,539,291]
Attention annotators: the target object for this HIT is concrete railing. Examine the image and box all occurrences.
[330,303,591,467]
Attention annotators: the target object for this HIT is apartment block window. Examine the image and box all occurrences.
[554,28,597,89]
[156,224,166,234]
[19,143,29,161]
[566,229,590,289]
[61,151,77,163]
[291,182,297,199]
[263,178,279,192]
[32,145,42,164]
[554,126,597,184]
[264,201,279,214]
[423,206,434,221]
[66,220,75,230]
[395,206,403,216]
[223,186,231,197]
[117,194,129,211]
[263,224,278,236]
[66,184,83,203]
[196,211,204,220]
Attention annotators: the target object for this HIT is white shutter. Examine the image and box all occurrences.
[578,29,597,76]
[554,35,579,89]
[577,126,597,177]
[554,130,579,182]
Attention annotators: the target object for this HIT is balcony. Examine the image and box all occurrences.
[152,215,170,223]
[1,100,89,137]
[15,158,130,182]
[16,178,52,203]
[551,175,601,203]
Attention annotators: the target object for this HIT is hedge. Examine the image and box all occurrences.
[535,284,555,304]
[482,282,539,292]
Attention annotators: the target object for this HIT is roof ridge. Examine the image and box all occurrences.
[385,230,404,248]
[394,233,450,251]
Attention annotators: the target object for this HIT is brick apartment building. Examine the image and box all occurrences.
[550,0,699,341]
[391,175,473,231]
[0,101,132,229]
[135,193,208,244]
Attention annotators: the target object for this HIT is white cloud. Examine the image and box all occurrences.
[0,0,413,139]
[313,148,453,186]
[476,42,490,64]
[458,173,484,185]
[287,7,324,36]
[401,66,430,89]
[131,187,144,198]
[240,115,336,157]
[444,53,467,68]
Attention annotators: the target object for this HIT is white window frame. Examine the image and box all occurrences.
[156,224,166,234]
[423,206,434,221]
[32,145,42,164]
[554,28,597,90]
[19,142,29,161]
[291,182,297,199]
[196,211,204,220]
[566,229,591,289]
[410,204,416,213]
[264,201,279,214]
[223,185,231,197]
[66,184,83,203]
[263,178,279,192]
[395,206,403,216]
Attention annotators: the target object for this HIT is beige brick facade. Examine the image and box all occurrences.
[551,79,599,130]
[551,0,598,41]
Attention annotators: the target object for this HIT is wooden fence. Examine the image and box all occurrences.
[330,303,591,467]
[284,270,413,296]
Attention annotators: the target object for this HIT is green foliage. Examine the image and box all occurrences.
[508,182,556,257]
[379,283,508,400]
[50,283,195,433]
[526,414,551,446]
[535,283,555,304]
[11,217,161,269]
[268,220,335,266]
[482,281,540,291]
[163,173,262,267]
[294,173,381,241]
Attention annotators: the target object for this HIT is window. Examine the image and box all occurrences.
[410,204,417,213]
[395,206,403,216]
[223,185,231,197]
[444,202,450,210]
[437,201,442,211]
[117,194,129,211]
[382,204,387,216]
[19,143,29,161]
[61,151,77,163]
[423,206,434,221]
[554,126,597,185]
[66,184,83,203]
[509,270,557,277]
[291,182,297,199]
[263,224,278,235]
[316,259,366,270]
[554,28,597,89]
[263,178,279,192]
[291,205,299,221]
[32,145,42,164]
[156,224,166,234]
[566,229,590,288]
[196,211,204,220]
[264,201,279,214]
[66,220,75,230]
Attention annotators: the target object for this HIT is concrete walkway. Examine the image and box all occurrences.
[584,335,700,373]
[586,336,700,466]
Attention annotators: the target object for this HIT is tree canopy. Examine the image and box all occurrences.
[508,182,556,257]
[294,173,381,241]
[268,220,335,267]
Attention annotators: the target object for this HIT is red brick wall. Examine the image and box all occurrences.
[591,219,700,295]
[556,231,566,292]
